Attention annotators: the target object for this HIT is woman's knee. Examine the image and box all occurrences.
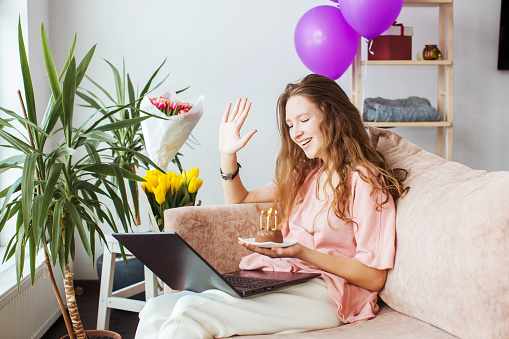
[141,291,194,318]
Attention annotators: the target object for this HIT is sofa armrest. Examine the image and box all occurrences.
[164,203,272,274]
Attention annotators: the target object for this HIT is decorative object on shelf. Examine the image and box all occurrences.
[368,22,413,60]
[142,168,203,231]
[294,5,358,80]
[0,20,147,339]
[422,44,443,60]
[339,0,404,40]
[363,96,441,122]
[140,89,203,172]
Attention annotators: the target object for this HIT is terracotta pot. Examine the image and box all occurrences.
[60,330,122,339]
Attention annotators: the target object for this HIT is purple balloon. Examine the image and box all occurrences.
[294,6,358,80]
[339,0,404,40]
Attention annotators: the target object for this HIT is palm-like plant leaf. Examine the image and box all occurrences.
[0,19,151,337]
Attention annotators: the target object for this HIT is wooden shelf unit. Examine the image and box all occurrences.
[351,0,454,160]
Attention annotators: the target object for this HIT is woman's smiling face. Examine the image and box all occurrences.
[285,95,325,160]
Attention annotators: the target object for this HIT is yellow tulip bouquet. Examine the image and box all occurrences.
[142,167,203,231]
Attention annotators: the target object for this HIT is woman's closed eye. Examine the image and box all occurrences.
[287,119,309,129]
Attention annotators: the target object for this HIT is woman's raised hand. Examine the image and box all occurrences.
[219,98,257,156]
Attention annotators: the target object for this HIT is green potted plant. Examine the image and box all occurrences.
[0,20,155,339]
[77,59,182,227]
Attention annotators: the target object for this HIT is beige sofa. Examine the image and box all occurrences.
[164,127,509,338]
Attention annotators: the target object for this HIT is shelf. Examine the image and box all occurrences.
[404,0,452,7]
[362,60,452,66]
[351,0,454,159]
[363,121,452,128]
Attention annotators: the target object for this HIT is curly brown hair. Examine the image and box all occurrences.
[273,74,408,231]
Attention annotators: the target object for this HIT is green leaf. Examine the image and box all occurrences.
[110,163,131,225]
[51,145,77,158]
[18,19,37,131]
[102,180,128,232]
[62,57,77,145]
[42,93,63,139]
[76,45,96,87]
[0,154,26,173]
[65,200,92,260]
[51,198,64,268]
[32,194,44,248]
[40,163,63,233]
[139,59,167,102]
[0,122,35,155]
[29,232,36,285]
[21,153,37,233]
[0,177,22,219]
[0,115,16,129]
[59,33,76,81]
[76,90,104,111]
[176,86,191,94]
[80,163,144,181]
[41,23,61,99]
[94,116,151,132]
[82,130,118,144]
[0,105,59,146]
[83,74,116,104]
[127,74,137,118]
[104,59,124,105]
[15,226,26,292]
[82,141,102,166]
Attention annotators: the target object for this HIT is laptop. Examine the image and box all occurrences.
[112,232,320,298]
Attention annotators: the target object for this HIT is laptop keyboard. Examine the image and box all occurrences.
[223,276,284,289]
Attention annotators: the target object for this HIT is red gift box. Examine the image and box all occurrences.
[368,23,413,60]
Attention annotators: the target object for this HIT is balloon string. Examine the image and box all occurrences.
[367,39,374,55]
[361,40,371,115]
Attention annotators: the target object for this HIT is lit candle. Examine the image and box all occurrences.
[267,208,272,231]
[260,210,264,230]
[273,210,278,231]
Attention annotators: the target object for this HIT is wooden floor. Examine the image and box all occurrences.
[41,281,140,339]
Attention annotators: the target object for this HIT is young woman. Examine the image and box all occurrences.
[136,74,408,338]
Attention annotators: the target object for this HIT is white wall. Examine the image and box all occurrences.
[4,0,508,278]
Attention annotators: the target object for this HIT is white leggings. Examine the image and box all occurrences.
[136,278,342,339]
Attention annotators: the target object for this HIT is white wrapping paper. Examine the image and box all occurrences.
[140,89,204,171]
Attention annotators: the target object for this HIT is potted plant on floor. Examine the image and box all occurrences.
[0,21,154,339]
[77,58,178,228]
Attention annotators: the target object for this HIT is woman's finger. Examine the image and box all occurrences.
[229,98,241,121]
[237,101,252,126]
[234,98,248,121]
[221,102,232,123]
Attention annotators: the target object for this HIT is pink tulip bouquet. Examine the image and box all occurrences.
[149,95,192,116]
[141,90,204,171]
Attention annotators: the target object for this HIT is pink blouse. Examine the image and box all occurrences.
[239,167,396,323]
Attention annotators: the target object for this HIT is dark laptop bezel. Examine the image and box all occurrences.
[112,232,320,298]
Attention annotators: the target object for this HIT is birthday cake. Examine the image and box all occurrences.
[255,208,283,243]
[255,229,283,243]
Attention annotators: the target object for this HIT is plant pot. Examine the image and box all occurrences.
[60,329,122,339]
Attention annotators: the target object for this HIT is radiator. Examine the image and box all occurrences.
[0,251,64,339]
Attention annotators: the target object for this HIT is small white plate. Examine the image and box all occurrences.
[238,237,298,248]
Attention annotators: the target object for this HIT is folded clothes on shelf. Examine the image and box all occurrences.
[363,96,442,122]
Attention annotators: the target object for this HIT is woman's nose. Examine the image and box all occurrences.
[291,127,303,140]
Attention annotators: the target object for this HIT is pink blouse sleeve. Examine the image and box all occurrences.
[350,172,396,270]
[264,180,276,196]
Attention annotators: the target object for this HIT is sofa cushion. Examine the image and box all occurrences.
[369,127,509,339]
[237,303,455,338]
